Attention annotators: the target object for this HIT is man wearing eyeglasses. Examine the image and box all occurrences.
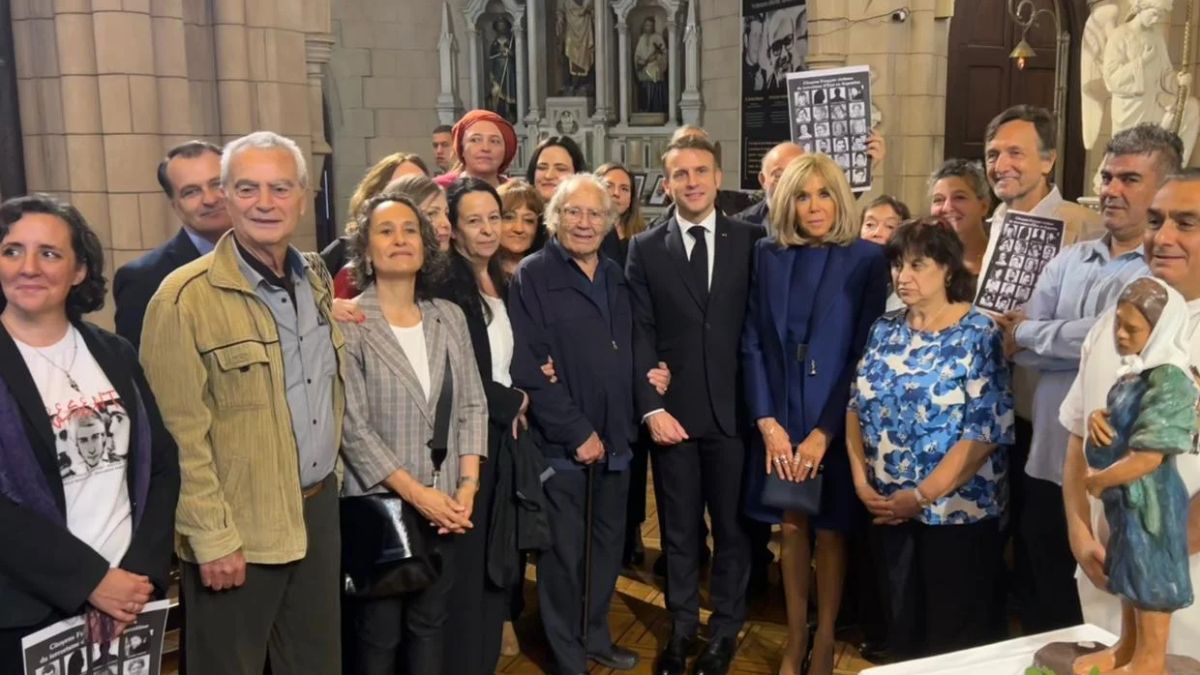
[625,135,765,675]
[140,131,345,674]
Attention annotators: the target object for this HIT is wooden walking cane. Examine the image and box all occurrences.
[581,463,595,643]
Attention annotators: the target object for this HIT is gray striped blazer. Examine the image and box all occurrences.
[339,288,487,497]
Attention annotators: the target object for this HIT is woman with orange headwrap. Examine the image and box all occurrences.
[436,110,519,189]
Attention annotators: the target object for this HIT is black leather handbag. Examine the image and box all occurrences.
[761,466,824,515]
[340,356,453,598]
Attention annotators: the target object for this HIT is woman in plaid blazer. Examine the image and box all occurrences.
[338,190,487,675]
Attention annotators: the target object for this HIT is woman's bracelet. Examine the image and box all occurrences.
[913,484,934,508]
[457,476,479,488]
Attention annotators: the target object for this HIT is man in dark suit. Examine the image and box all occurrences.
[113,140,230,349]
[626,136,765,675]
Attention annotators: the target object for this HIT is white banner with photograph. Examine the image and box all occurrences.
[22,600,173,675]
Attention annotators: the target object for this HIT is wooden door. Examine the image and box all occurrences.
[944,0,1086,199]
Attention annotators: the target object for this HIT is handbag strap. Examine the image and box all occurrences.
[428,354,452,473]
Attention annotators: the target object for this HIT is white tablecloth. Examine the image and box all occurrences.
[861,624,1118,675]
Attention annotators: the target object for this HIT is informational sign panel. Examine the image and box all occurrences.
[740,0,808,189]
[786,64,873,191]
[975,211,1065,313]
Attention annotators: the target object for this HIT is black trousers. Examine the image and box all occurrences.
[538,467,629,673]
[443,445,509,675]
[1015,473,1083,633]
[873,518,1004,659]
[625,432,650,545]
[652,433,751,640]
[181,473,341,675]
[349,537,456,675]
[1,620,55,674]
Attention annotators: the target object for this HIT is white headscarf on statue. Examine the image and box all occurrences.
[1115,276,1192,378]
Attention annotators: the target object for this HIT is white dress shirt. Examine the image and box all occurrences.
[677,208,717,290]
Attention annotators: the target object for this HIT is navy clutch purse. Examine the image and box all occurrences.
[761,468,824,515]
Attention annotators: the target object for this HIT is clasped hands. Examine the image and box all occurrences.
[758,420,825,483]
[85,567,155,641]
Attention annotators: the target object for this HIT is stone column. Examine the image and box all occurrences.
[615,19,630,125]
[679,0,702,125]
[526,0,542,121]
[592,0,609,121]
[466,27,481,110]
[514,18,528,121]
[437,2,459,125]
[666,16,678,124]
[306,35,334,164]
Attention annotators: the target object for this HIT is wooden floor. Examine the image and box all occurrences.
[163,475,878,675]
[494,480,876,675]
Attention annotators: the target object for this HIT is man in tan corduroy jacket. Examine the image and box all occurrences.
[141,131,345,675]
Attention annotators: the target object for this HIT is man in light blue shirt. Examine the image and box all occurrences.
[998,124,1185,633]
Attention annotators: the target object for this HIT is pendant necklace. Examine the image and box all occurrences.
[29,327,82,394]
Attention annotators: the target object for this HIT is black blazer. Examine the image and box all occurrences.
[733,198,769,229]
[625,214,766,437]
[0,322,179,631]
[113,228,203,350]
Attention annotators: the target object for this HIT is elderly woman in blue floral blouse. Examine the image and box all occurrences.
[845,218,1014,659]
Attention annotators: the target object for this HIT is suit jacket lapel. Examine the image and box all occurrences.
[765,244,795,346]
[420,301,448,412]
[709,216,734,307]
[358,289,433,423]
[168,228,202,265]
[0,325,65,494]
[665,219,705,310]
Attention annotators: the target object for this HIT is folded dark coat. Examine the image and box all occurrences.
[487,428,550,588]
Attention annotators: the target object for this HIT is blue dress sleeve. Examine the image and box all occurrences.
[960,321,1016,445]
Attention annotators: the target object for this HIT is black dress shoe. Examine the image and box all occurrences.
[588,645,640,670]
[624,530,646,567]
[692,637,737,675]
[858,639,891,664]
[656,634,697,675]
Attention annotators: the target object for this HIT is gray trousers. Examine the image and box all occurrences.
[181,473,341,675]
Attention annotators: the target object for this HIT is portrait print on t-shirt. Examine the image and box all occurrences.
[53,394,129,482]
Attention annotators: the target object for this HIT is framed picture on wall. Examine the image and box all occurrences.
[632,173,647,202]
[647,174,667,206]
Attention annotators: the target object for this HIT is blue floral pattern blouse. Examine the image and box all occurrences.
[849,308,1015,524]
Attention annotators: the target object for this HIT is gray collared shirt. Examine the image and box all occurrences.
[234,245,339,488]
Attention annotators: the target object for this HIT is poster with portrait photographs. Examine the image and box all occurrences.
[785,64,872,191]
[23,600,172,675]
[740,0,807,189]
[975,211,1065,313]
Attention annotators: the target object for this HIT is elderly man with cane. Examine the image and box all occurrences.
[510,173,661,675]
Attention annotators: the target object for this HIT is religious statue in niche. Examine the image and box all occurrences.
[633,15,668,114]
[1083,0,1198,167]
[556,0,595,97]
[1074,277,1196,675]
[487,17,518,123]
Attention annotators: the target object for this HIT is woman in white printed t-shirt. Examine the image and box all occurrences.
[0,195,179,672]
[1060,289,1200,658]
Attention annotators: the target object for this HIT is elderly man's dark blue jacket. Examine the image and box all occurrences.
[508,238,635,472]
